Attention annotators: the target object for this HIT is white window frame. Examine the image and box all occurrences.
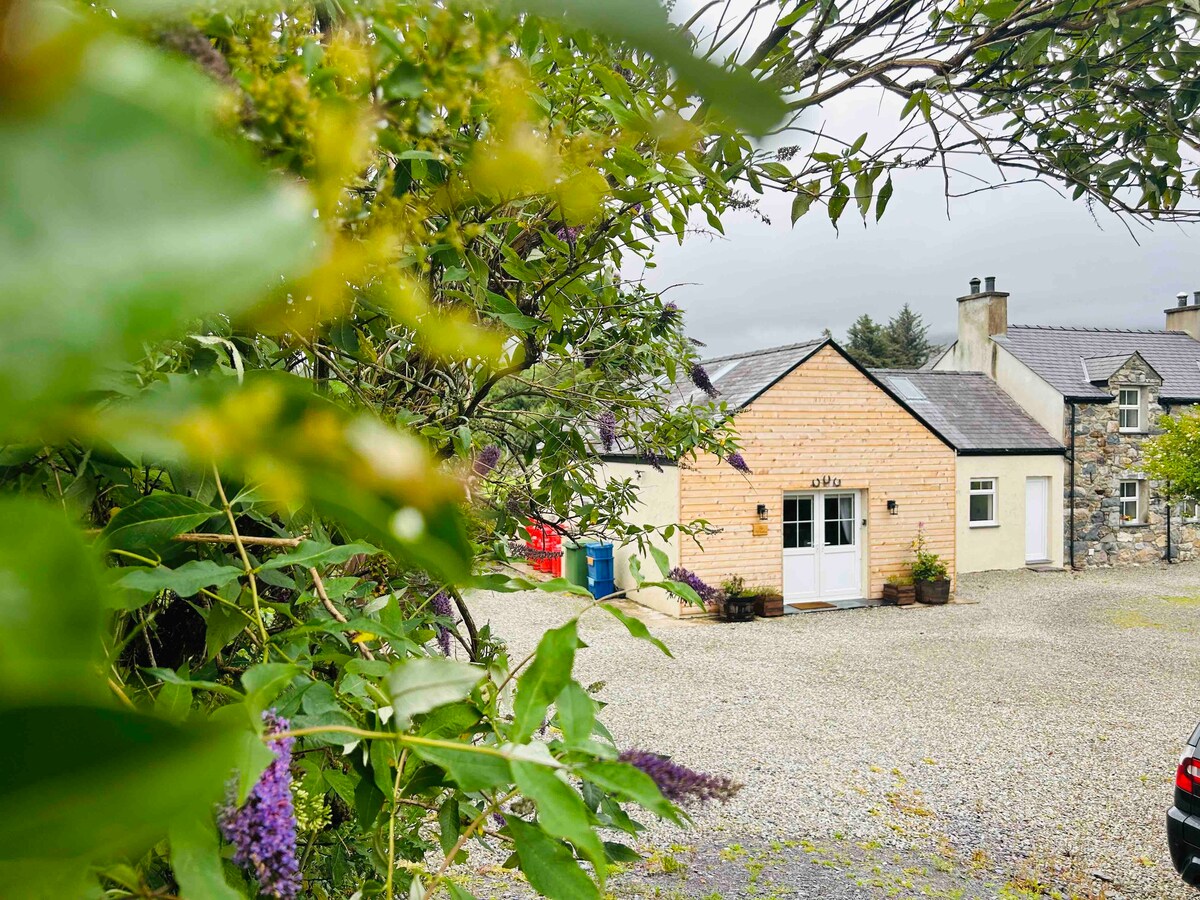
[1118,388,1142,433]
[1119,479,1142,524]
[968,477,998,527]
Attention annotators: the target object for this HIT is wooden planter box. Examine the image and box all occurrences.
[754,594,784,617]
[882,583,916,606]
[915,579,951,605]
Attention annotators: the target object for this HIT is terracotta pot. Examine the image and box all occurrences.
[915,579,951,605]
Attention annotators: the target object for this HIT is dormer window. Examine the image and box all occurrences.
[1118,388,1143,432]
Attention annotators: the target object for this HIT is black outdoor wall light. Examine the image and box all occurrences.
[756,503,768,521]
[887,499,899,515]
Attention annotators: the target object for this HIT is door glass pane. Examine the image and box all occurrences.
[798,522,812,548]
[840,518,853,544]
[824,495,839,520]
[839,495,853,519]
[825,519,839,546]
[784,496,815,548]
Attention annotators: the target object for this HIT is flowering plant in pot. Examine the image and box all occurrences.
[720,575,756,621]
[910,523,951,604]
[746,584,784,617]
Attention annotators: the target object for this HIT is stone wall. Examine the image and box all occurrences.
[1066,355,1198,566]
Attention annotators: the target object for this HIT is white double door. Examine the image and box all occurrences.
[782,490,863,602]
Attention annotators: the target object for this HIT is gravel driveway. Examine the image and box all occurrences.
[460,564,1200,899]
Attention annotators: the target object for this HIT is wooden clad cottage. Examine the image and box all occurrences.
[603,338,1063,617]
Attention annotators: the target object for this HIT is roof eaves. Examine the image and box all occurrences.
[956,447,1065,457]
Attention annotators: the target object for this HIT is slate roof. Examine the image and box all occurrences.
[871,370,1064,454]
[994,325,1200,402]
[664,337,1061,455]
[666,339,825,409]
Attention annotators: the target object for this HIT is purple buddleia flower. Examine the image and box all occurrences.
[554,222,583,249]
[726,452,750,474]
[473,444,501,478]
[690,363,718,398]
[618,749,742,807]
[666,567,719,603]
[657,302,680,328]
[598,411,617,452]
[219,711,301,900]
[430,591,454,656]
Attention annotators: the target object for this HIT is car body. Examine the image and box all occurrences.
[1169,721,1200,888]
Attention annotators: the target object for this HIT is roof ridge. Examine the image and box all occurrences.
[1009,323,1185,336]
[701,338,824,365]
[870,368,984,376]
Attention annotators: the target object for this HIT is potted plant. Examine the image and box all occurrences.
[720,576,756,622]
[749,584,784,618]
[910,523,951,604]
[882,571,916,606]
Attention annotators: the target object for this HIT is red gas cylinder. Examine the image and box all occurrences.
[545,531,562,577]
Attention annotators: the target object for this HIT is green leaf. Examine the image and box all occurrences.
[437,795,461,856]
[579,760,678,822]
[512,621,578,742]
[790,189,816,225]
[102,493,217,554]
[0,705,241,863]
[554,681,595,746]
[447,884,479,900]
[169,816,241,900]
[485,292,543,332]
[854,172,872,218]
[387,657,482,730]
[505,816,600,900]
[203,601,250,662]
[511,760,606,876]
[599,604,672,657]
[258,540,379,572]
[242,663,302,715]
[144,667,244,700]
[0,26,316,432]
[875,176,894,222]
[647,545,671,578]
[117,559,244,597]
[0,498,109,701]
[509,0,784,136]
[407,741,512,793]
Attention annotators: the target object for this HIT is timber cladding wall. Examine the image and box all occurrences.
[678,345,956,599]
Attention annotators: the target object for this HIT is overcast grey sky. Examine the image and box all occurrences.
[634,2,1199,358]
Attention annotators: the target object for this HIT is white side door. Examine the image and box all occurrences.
[782,494,817,601]
[819,492,862,599]
[1025,476,1049,563]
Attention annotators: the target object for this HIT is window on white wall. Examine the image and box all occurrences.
[969,478,997,526]
[1118,388,1142,432]
[1119,480,1143,523]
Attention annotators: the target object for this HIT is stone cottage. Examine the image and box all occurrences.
[935,278,1200,566]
